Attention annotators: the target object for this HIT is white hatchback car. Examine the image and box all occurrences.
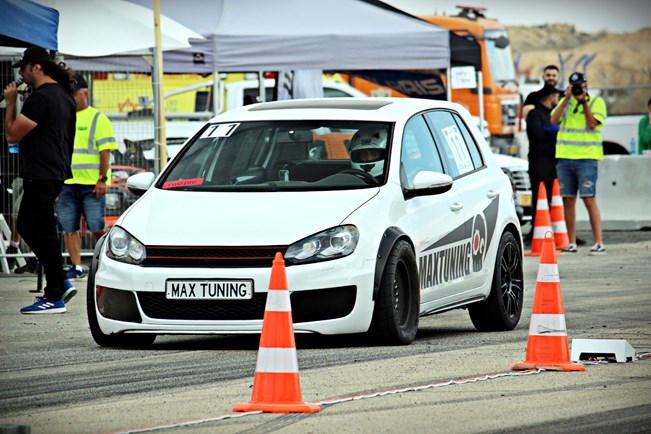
[88,98,524,347]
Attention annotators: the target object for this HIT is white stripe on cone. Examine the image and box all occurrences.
[528,313,567,336]
[551,196,563,206]
[537,198,549,209]
[552,221,567,232]
[256,347,299,373]
[533,225,553,238]
[265,288,292,312]
[536,263,560,282]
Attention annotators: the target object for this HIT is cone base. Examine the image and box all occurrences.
[511,360,585,372]
[233,401,321,413]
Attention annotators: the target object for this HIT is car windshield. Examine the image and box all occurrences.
[158,120,392,192]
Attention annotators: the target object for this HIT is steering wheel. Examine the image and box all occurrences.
[340,168,378,185]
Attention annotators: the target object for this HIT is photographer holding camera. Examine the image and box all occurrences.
[551,72,608,255]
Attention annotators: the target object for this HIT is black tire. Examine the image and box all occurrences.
[370,240,419,345]
[87,241,156,348]
[469,231,523,331]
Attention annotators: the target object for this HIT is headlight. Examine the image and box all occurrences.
[106,226,146,264]
[285,225,359,265]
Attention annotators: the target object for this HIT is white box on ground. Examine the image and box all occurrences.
[570,338,636,363]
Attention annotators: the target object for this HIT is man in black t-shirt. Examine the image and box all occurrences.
[3,46,77,314]
[522,65,560,119]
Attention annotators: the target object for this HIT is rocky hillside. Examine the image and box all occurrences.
[507,24,651,114]
[507,24,651,88]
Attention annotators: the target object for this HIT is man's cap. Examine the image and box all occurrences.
[538,83,562,99]
[11,46,50,68]
[72,74,88,91]
[569,72,587,85]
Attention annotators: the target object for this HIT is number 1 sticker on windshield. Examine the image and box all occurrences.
[201,123,240,138]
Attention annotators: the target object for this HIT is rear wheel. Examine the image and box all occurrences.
[87,245,156,348]
[469,231,523,331]
[370,240,419,345]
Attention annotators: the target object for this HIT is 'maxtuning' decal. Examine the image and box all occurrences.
[418,197,499,289]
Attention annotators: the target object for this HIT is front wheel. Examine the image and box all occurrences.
[469,231,524,331]
[369,240,419,345]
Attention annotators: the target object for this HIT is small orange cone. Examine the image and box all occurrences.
[512,232,585,372]
[233,253,320,414]
[550,178,570,250]
[525,182,553,257]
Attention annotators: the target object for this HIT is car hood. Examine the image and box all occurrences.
[492,153,528,171]
[118,188,378,246]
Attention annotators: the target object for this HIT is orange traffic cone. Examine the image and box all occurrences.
[233,253,320,414]
[512,232,585,372]
[550,178,569,250]
[525,182,553,257]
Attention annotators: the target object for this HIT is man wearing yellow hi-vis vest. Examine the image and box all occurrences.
[551,72,607,256]
[56,74,117,286]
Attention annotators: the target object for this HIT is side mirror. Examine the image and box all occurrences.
[404,171,453,199]
[492,35,510,49]
[127,172,156,197]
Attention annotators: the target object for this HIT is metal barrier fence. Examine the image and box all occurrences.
[1,58,214,274]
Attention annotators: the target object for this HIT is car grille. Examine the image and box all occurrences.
[136,285,356,322]
[510,169,531,191]
[138,291,268,320]
[141,246,288,268]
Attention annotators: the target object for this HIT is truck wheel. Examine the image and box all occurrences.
[469,231,523,331]
[370,240,419,345]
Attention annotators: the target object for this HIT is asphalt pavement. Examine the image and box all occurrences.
[0,229,650,434]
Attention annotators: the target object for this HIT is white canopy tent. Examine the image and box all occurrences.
[27,0,204,172]
[69,0,450,73]
[35,0,203,57]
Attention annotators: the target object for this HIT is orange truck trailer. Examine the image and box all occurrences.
[348,6,522,155]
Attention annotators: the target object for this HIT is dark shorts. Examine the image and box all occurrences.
[556,158,598,198]
[56,184,106,233]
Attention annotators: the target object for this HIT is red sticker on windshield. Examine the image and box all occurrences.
[162,178,205,189]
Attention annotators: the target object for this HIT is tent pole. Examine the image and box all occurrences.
[212,36,220,115]
[477,70,484,131]
[446,66,452,101]
[152,0,167,174]
[258,71,266,102]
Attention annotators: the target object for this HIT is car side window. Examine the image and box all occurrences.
[452,113,484,169]
[400,115,444,189]
[424,111,478,177]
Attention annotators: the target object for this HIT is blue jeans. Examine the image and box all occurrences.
[556,159,598,198]
[56,184,106,233]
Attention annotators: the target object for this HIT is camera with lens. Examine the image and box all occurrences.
[571,83,584,96]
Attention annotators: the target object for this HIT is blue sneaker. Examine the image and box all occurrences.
[63,279,77,303]
[65,265,88,280]
[20,296,67,314]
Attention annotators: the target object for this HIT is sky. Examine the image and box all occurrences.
[382,0,650,34]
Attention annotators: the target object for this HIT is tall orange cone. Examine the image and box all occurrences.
[233,253,320,414]
[550,178,570,250]
[512,232,585,372]
[525,182,553,257]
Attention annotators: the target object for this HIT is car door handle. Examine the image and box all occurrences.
[486,190,498,199]
[450,202,463,212]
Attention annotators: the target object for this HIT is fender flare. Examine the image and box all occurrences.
[373,226,409,300]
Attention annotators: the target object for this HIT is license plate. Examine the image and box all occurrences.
[518,193,532,207]
[165,279,253,300]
